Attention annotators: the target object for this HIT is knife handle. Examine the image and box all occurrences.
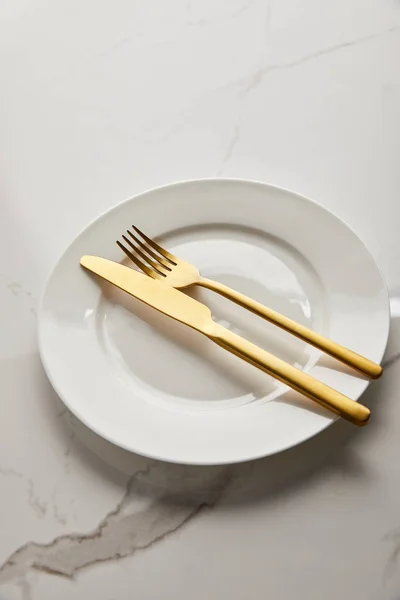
[199,278,382,379]
[210,324,370,426]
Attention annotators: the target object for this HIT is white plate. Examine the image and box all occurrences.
[39,179,389,464]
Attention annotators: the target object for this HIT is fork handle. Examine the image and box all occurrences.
[198,277,382,379]
[210,323,370,426]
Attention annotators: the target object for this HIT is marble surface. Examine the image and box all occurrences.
[1,0,400,598]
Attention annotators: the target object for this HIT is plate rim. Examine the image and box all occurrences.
[38,178,391,464]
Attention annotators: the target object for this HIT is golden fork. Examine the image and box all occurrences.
[117,225,383,380]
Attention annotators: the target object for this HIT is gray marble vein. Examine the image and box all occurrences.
[186,0,259,29]
[219,24,400,172]
[383,527,400,580]
[0,276,37,316]
[219,118,241,174]
[0,467,24,479]
[0,465,229,583]
[243,24,400,94]
[26,480,48,519]
[0,469,49,520]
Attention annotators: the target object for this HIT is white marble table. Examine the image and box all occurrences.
[1,1,400,598]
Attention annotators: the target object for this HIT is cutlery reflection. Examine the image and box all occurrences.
[81,255,370,426]
[116,225,382,380]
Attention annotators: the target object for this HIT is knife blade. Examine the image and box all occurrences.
[81,255,214,333]
[80,255,370,426]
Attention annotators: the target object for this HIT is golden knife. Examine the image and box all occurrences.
[80,255,371,426]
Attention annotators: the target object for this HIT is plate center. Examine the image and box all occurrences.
[95,225,326,411]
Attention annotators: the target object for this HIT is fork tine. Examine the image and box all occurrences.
[117,240,157,278]
[132,225,177,264]
[116,241,160,280]
[122,235,166,277]
[127,230,172,271]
